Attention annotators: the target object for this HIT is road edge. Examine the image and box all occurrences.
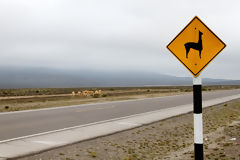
[0,94,240,159]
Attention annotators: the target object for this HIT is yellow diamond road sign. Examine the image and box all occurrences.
[167,16,226,77]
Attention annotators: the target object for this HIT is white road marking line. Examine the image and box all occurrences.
[0,108,164,144]
[0,93,193,115]
[0,94,239,144]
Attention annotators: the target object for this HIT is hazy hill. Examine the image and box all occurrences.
[0,67,239,88]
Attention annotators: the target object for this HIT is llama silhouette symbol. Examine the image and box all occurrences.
[184,31,203,59]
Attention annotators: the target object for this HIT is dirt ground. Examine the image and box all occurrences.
[0,87,185,112]
[0,92,185,112]
[17,99,240,160]
[1,86,238,112]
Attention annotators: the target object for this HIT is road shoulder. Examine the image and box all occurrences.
[0,94,239,159]
[18,99,240,160]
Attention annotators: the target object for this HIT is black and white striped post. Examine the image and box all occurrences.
[193,76,203,160]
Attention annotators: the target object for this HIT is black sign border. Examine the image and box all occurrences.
[166,16,226,77]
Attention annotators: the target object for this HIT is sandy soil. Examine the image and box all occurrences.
[1,86,237,112]
[17,99,240,160]
[0,92,186,112]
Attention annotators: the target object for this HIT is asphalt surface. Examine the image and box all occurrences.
[0,89,240,141]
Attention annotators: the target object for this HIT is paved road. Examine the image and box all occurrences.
[0,89,240,141]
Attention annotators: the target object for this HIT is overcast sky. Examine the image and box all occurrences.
[0,0,239,80]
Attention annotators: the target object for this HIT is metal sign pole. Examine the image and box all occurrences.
[166,16,225,160]
[193,76,203,160]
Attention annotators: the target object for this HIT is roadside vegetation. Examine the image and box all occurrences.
[0,85,239,112]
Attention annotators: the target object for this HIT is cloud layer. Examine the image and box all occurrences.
[0,0,239,79]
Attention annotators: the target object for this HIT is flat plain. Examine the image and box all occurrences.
[0,85,239,112]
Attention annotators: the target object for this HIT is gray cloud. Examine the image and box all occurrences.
[0,0,239,79]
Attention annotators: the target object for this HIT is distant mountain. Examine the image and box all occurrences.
[206,80,240,85]
[0,67,239,88]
